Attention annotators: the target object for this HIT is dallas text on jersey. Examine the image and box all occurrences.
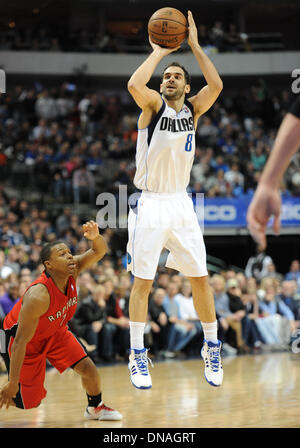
[160,116,194,133]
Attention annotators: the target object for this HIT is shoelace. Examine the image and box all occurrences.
[208,346,221,372]
[135,350,153,375]
[94,403,113,413]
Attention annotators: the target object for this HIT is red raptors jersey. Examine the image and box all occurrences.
[4,271,78,340]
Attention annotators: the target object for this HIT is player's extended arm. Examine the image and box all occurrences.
[256,112,300,188]
[73,220,107,273]
[247,111,300,249]
[186,11,223,121]
[127,39,179,111]
[0,284,49,409]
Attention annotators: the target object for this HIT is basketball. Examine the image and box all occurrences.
[148,7,188,48]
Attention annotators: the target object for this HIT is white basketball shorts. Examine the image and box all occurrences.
[126,190,208,280]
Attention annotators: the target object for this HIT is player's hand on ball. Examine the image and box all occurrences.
[187,10,199,48]
[82,220,100,241]
[149,36,181,55]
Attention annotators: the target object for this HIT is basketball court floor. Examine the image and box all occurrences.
[0,352,299,428]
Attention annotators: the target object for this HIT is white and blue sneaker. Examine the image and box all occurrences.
[201,340,223,387]
[128,348,153,389]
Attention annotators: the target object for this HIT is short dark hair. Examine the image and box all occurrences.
[162,62,191,85]
[40,241,64,266]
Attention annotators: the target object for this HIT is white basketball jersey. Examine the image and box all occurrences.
[133,99,195,193]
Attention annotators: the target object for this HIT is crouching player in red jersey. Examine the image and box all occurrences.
[0,220,122,421]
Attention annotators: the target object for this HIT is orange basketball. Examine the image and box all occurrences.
[148,7,188,48]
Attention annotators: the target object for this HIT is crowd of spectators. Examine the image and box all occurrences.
[0,80,298,209]
[0,21,253,54]
[0,77,299,372]
[1,245,300,372]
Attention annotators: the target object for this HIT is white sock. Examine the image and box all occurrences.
[201,320,218,343]
[129,321,145,350]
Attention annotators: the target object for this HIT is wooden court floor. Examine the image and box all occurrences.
[0,352,300,428]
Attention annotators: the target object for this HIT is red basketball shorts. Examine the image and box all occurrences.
[2,326,87,409]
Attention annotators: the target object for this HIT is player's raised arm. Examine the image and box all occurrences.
[0,284,49,409]
[73,220,107,273]
[127,39,180,111]
[186,11,223,121]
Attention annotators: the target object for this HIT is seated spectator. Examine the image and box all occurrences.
[169,274,184,291]
[191,160,207,185]
[235,272,248,293]
[264,262,284,282]
[114,272,131,319]
[241,284,266,349]
[291,166,300,195]
[33,153,52,193]
[209,21,225,52]
[224,23,243,52]
[251,145,267,171]
[72,160,96,205]
[224,162,244,190]
[35,90,58,121]
[176,279,203,354]
[19,266,33,281]
[101,277,130,361]
[5,246,21,275]
[0,250,14,279]
[86,94,105,137]
[197,116,218,146]
[52,161,74,202]
[285,260,300,292]
[227,278,263,350]
[197,24,212,47]
[205,169,230,197]
[245,248,274,281]
[76,271,97,297]
[221,137,237,156]
[86,141,103,173]
[155,270,170,289]
[176,280,201,328]
[163,281,198,356]
[210,154,229,174]
[70,284,107,362]
[19,278,30,297]
[211,274,245,354]
[148,288,170,356]
[55,207,72,236]
[277,280,300,327]
[256,285,296,347]
[0,301,4,319]
[0,281,20,315]
[223,278,247,349]
[31,118,50,141]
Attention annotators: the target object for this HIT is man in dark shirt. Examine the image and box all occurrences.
[70,284,107,362]
[148,288,169,355]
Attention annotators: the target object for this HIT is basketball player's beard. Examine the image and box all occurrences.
[162,86,185,101]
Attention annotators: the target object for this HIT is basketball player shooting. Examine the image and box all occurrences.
[127,10,224,389]
[0,220,122,421]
